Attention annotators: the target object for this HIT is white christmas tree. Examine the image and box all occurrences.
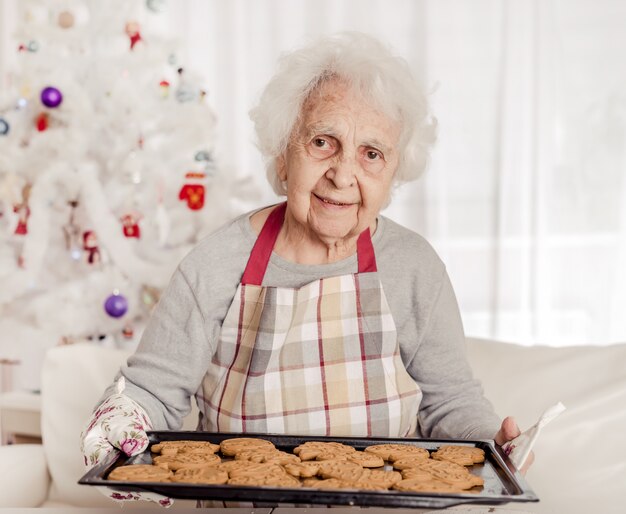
[0,0,256,391]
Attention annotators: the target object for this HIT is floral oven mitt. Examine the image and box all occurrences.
[80,377,173,507]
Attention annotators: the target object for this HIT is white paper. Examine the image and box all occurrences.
[502,402,566,469]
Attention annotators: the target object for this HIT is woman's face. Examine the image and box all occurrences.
[278,79,401,246]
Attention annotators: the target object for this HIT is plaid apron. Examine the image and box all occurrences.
[196,202,421,437]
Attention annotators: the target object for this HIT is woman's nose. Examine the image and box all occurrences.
[325,156,356,188]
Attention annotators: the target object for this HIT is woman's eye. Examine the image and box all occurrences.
[308,137,335,158]
[366,150,380,160]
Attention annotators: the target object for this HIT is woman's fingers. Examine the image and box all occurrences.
[494,416,521,446]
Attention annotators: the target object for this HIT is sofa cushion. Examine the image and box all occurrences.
[0,444,49,507]
[466,338,626,514]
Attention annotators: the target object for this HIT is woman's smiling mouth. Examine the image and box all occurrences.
[313,193,355,207]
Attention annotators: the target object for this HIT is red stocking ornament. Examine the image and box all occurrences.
[178,171,206,210]
[121,212,142,238]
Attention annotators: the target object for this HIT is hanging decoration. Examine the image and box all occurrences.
[13,184,31,235]
[35,112,48,131]
[195,149,217,177]
[120,211,142,238]
[174,67,199,103]
[159,79,170,98]
[18,40,39,52]
[121,324,134,339]
[104,291,128,318]
[178,171,206,210]
[40,86,63,108]
[194,150,210,162]
[0,118,9,136]
[125,21,143,50]
[57,11,75,29]
[62,199,82,260]
[82,230,101,264]
[146,0,167,13]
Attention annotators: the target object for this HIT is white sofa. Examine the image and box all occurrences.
[0,338,624,512]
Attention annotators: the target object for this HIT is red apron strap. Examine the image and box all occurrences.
[357,228,377,273]
[242,202,377,285]
[241,202,287,285]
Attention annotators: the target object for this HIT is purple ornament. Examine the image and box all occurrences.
[104,293,128,318]
[40,86,63,108]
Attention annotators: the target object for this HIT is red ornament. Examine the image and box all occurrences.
[159,80,170,98]
[13,184,31,235]
[13,205,30,235]
[178,171,206,210]
[121,212,142,238]
[125,21,143,50]
[122,324,134,339]
[36,112,48,131]
[83,230,101,264]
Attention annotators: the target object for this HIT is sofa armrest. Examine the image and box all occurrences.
[0,444,50,507]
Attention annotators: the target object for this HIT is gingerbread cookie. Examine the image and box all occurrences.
[393,478,466,493]
[153,452,221,471]
[228,462,285,479]
[234,449,300,465]
[216,460,251,475]
[399,466,432,480]
[346,451,385,468]
[402,459,483,489]
[283,461,322,478]
[317,459,365,482]
[364,443,430,462]
[228,473,301,488]
[108,464,172,482]
[171,466,229,484]
[151,440,220,456]
[431,445,485,466]
[219,437,275,456]
[392,456,434,470]
[293,441,356,461]
[357,468,402,488]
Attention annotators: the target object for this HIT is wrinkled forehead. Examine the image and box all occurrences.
[296,77,401,143]
[301,76,395,117]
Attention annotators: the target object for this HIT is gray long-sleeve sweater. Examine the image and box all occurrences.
[102,209,501,440]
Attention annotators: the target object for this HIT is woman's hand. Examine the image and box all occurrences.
[80,379,152,468]
[494,416,535,474]
[80,378,173,507]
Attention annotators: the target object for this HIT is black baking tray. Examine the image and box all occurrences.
[78,431,539,509]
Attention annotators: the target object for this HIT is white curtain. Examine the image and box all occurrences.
[2,0,625,346]
[165,0,626,347]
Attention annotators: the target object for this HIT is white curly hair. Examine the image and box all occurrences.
[249,32,437,196]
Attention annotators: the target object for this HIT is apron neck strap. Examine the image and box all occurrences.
[242,202,377,286]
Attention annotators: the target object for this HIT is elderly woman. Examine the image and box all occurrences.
[81,32,528,495]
